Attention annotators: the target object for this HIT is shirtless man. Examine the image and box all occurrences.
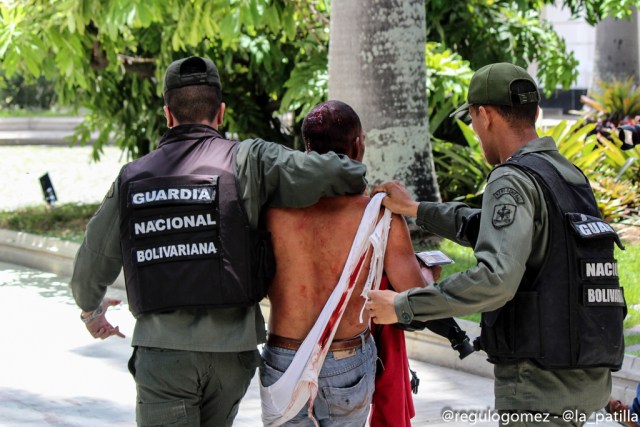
[260,100,428,426]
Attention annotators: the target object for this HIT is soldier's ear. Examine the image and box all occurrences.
[478,106,493,129]
[354,132,365,162]
[214,103,226,127]
[164,106,174,129]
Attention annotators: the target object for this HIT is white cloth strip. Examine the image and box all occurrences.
[260,193,391,426]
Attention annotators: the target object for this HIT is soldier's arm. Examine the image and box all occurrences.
[416,201,480,247]
[70,181,123,312]
[393,168,540,323]
[236,138,367,211]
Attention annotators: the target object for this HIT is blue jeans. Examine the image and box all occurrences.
[260,335,377,426]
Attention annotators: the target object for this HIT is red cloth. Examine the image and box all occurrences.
[369,276,415,427]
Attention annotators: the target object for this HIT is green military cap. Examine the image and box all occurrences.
[163,56,221,94]
[450,62,540,118]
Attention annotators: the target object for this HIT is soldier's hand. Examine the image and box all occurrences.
[371,181,420,217]
[365,290,399,324]
[82,298,125,340]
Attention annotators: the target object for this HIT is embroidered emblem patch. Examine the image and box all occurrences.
[493,187,524,204]
[492,204,517,228]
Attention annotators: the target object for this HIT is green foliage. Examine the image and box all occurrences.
[426,0,640,100]
[0,0,331,158]
[600,132,640,182]
[0,73,57,111]
[573,80,640,222]
[0,203,100,243]
[426,42,473,135]
[3,0,640,161]
[617,242,640,335]
[626,335,640,356]
[558,0,638,24]
[426,0,578,95]
[543,120,602,172]
[431,120,491,206]
[541,119,640,222]
[434,117,639,221]
[423,0,639,145]
[582,78,640,124]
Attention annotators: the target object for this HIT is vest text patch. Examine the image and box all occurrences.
[581,260,618,280]
[130,185,216,207]
[135,240,220,265]
[570,214,616,239]
[583,285,625,307]
[133,213,217,237]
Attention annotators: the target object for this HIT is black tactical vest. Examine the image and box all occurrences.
[476,153,626,370]
[118,125,273,317]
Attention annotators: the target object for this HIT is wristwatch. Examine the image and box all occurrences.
[80,305,104,324]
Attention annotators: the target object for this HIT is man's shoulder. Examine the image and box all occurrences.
[488,163,540,193]
[319,194,370,209]
[237,138,291,153]
[268,195,369,218]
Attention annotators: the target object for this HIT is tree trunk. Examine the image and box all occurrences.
[328,0,440,202]
[590,7,639,93]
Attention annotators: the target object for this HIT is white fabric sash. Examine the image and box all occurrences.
[260,193,392,426]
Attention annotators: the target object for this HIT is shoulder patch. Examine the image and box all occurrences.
[493,187,524,204]
[492,204,517,228]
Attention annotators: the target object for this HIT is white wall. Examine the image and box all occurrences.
[541,3,595,89]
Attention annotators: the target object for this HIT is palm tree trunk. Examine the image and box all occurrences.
[328,0,440,202]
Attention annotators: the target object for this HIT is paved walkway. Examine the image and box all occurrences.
[0,145,127,211]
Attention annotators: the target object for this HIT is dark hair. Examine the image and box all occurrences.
[163,85,222,124]
[302,100,362,157]
[492,80,539,127]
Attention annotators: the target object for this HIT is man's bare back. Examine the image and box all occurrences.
[265,194,426,340]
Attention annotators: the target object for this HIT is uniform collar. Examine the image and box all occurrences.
[505,136,557,162]
[158,124,223,147]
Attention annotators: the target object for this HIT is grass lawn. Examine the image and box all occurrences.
[1,203,639,354]
[0,203,99,243]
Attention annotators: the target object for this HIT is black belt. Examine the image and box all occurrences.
[267,328,370,352]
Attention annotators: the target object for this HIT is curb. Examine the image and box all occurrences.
[0,229,125,287]
[0,117,83,131]
[1,228,637,403]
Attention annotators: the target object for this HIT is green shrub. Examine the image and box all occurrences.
[541,119,639,223]
[0,73,58,112]
[582,77,640,124]
[432,120,490,206]
[426,42,473,143]
[0,203,99,243]
[433,117,638,221]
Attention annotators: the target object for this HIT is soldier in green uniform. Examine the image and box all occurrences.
[70,56,368,427]
[366,63,625,426]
